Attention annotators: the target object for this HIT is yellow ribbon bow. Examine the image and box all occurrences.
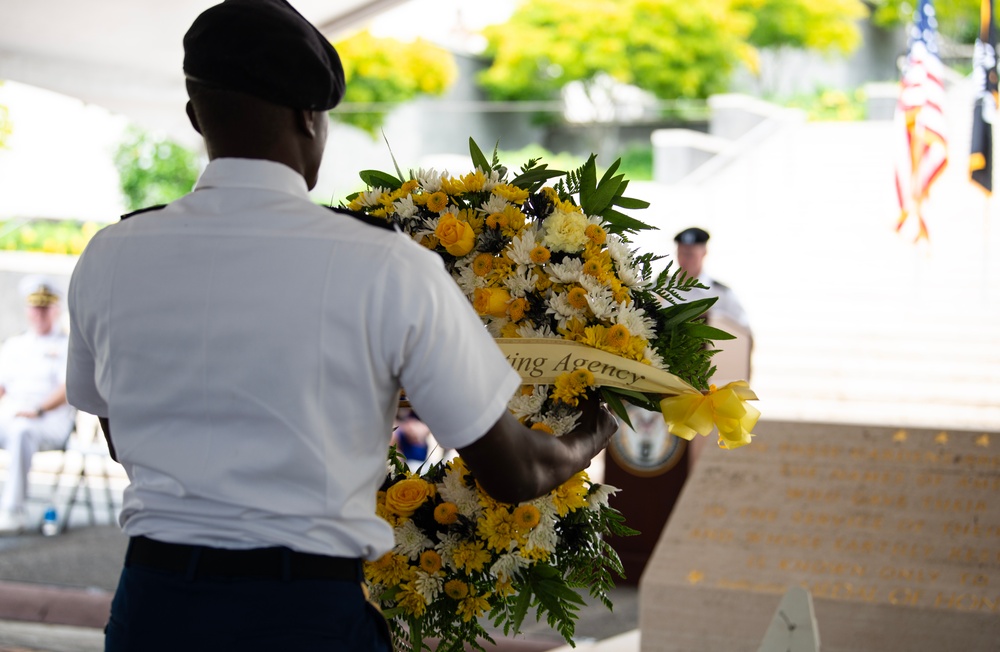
[659,381,760,450]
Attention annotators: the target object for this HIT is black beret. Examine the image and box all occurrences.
[674,227,710,245]
[183,0,346,111]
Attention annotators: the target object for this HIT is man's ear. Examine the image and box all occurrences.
[186,102,202,135]
[295,109,320,139]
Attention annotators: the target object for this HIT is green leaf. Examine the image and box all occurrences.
[469,137,493,173]
[679,323,736,341]
[613,196,650,209]
[588,173,625,216]
[506,581,533,636]
[382,130,406,183]
[601,388,633,430]
[359,169,402,190]
[601,208,655,235]
[511,166,566,188]
[604,387,660,412]
[661,297,717,328]
[598,158,622,188]
[578,155,598,211]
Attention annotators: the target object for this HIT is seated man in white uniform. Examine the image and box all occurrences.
[0,276,75,534]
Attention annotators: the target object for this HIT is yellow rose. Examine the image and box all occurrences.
[473,287,511,318]
[384,478,434,517]
[435,214,476,257]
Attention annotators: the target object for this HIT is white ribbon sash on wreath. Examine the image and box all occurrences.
[495,338,759,450]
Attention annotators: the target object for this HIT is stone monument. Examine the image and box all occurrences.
[639,420,1000,651]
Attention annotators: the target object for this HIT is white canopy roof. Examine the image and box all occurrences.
[0,0,407,135]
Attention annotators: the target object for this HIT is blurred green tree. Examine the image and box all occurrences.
[333,30,458,135]
[0,82,12,149]
[870,0,982,43]
[113,126,201,211]
[735,0,869,54]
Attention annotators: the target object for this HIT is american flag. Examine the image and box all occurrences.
[970,0,997,193]
[894,0,948,242]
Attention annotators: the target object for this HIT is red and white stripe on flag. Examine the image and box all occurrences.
[894,40,948,241]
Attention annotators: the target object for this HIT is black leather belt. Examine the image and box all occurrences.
[125,536,363,582]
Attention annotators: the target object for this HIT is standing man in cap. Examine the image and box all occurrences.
[66,1,616,650]
[674,227,752,334]
[0,275,75,534]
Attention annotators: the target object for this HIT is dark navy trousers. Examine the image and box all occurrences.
[104,553,392,651]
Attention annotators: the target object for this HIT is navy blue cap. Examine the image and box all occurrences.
[674,227,710,245]
[183,0,346,111]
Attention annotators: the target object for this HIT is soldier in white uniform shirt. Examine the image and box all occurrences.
[674,227,752,336]
[66,1,616,649]
[0,276,75,534]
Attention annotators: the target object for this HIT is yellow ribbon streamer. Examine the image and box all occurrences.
[659,381,760,450]
[495,339,759,449]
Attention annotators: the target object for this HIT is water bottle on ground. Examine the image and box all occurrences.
[41,506,58,536]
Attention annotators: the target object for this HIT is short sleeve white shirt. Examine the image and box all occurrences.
[0,330,74,425]
[67,158,520,559]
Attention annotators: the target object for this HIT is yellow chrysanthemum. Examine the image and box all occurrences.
[400,179,419,194]
[397,582,428,617]
[551,371,589,407]
[534,269,552,292]
[444,579,469,600]
[529,245,551,264]
[551,471,589,517]
[605,324,631,351]
[492,184,529,204]
[494,576,515,598]
[585,223,607,245]
[365,552,413,587]
[478,507,517,552]
[519,545,551,562]
[434,501,459,525]
[426,191,449,212]
[461,169,487,192]
[452,540,491,574]
[440,176,465,195]
[485,212,508,230]
[570,368,595,388]
[582,258,604,278]
[419,550,442,575]
[472,253,494,277]
[507,297,529,322]
[512,504,541,531]
[458,592,491,623]
[530,422,554,435]
[567,286,589,310]
[501,204,526,236]
[500,322,521,338]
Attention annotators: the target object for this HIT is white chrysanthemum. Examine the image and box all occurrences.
[491,551,531,582]
[587,484,620,511]
[615,304,656,340]
[455,264,486,297]
[439,471,482,520]
[507,231,538,265]
[606,235,632,269]
[414,168,445,193]
[413,571,443,602]
[504,266,535,298]
[539,411,581,437]
[516,322,557,338]
[480,193,510,215]
[487,317,510,337]
[547,258,583,284]
[579,277,616,320]
[546,292,586,330]
[479,168,503,192]
[393,195,418,220]
[435,532,462,571]
[645,345,667,370]
[395,520,434,560]
[524,521,558,555]
[507,385,547,420]
[616,262,644,288]
[355,188,387,208]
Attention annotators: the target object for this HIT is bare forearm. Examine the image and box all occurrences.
[459,404,617,504]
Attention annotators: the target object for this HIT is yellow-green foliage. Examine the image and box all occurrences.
[870,0,982,43]
[333,30,457,135]
[0,220,104,255]
[0,81,11,150]
[478,0,870,102]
